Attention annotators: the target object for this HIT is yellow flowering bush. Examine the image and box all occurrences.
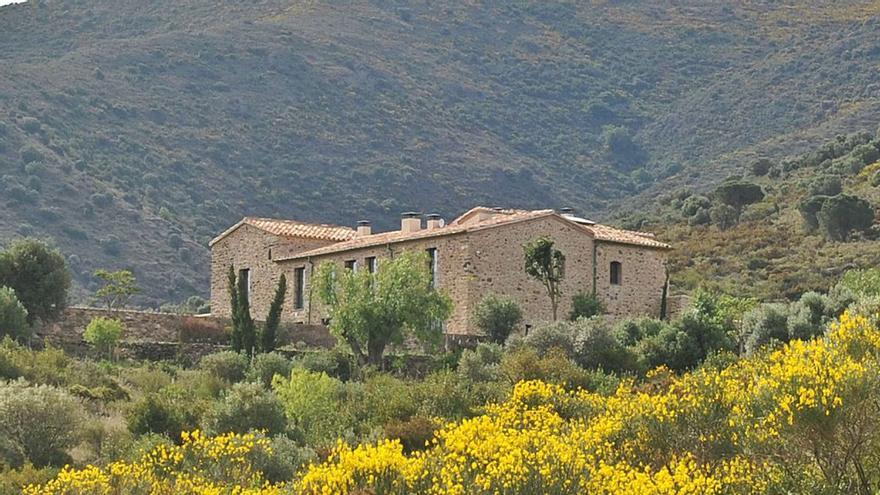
[24,430,283,495]
[298,309,880,494]
[27,309,880,494]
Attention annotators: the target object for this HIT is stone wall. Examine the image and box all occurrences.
[277,231,475,333]
[38,307,197,346]
[210,224,337,321]
[467,216,597,331]
[594,242,668,319]
[275,215,669,335]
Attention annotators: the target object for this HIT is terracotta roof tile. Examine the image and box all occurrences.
[209,217,356,246]
[275,208,670,260]
[582,224,671,249]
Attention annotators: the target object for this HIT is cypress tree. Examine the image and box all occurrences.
[236,270,256,357]
[227,265,241,352]
[262,274,287,353]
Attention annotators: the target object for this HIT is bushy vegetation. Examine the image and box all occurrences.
[2,265,879,493]
[472,294,522,344]
[647,130,880,300]
[21,304,880,494]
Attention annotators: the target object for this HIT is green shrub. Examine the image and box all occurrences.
[126,392,204,441]
[816,194,874,241]
[473,294,522,344]
[457,343,503,383]
[18,145,43,164]
[808,174,842,196]
[77,414,135,466]
[637,297,733,371]
[83,317,125,359]
[569,292,604,320]
[272,368,348,447]
[680,194,711,217]
[0,380,86,467]
[837,268,880,298]
[384,416,437,453]
[297,348,354,381]
[250,434,316,484]
[0,287,28,342]
[247,352,293,388]
[709,203,738,230]
[0,463,58,495]
[521,321,576,357]
[198,351,249,383]
[411,370,499,420]
[120,365,173,394]
[743,303,790,354]
[501,347,612,392]
[571,317,638,373]
[204,382,286,436]
[750,158,773,176]
[359,373,419,426]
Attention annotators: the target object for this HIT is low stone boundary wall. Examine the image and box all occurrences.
[34,307,490,364]
[34,307,340,361]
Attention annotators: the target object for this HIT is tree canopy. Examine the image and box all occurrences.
[314,250,452,367]
[523,237,566,321]
[0,239,70,324]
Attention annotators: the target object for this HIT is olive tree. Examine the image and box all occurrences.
[314,250,452,367]
[0,239,70,324]
[473,294,522,344]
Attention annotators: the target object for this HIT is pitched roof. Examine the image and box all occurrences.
[275,208,669,260]
[584,223,671,249]
[209,217,357,247]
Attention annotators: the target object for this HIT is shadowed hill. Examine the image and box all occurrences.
[1,0,880,305]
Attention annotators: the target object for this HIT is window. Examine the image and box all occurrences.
[426,247,438,288]
[366,256,377,273]
[238,268,251,305]
[293,267,305,310]
[610,261,622,285]
[344,259,357,271]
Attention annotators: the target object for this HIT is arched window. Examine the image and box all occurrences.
[610,261,622,285]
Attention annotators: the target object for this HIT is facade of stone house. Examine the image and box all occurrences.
[209,207,671,337]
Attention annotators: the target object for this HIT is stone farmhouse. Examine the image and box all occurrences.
[209,207,671,338]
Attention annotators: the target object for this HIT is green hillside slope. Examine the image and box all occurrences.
[2,0,880,305]
[621,131,880,301]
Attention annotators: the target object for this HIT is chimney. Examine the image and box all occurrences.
[356,220,372,236]
[401,212,422,232]
[426,213,443,230]
[559,207,575,217]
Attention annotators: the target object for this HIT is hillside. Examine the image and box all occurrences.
[622,131,880,301]
[2,0,880,305]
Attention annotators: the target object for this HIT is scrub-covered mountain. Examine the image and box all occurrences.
[623,131,880,301]
[2,0,880,305]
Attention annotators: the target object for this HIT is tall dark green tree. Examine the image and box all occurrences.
[236,271,257,357]
[262,274,287,353]
[0,239,70,324]
[523,237,566,321]
[226,266,244,353]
